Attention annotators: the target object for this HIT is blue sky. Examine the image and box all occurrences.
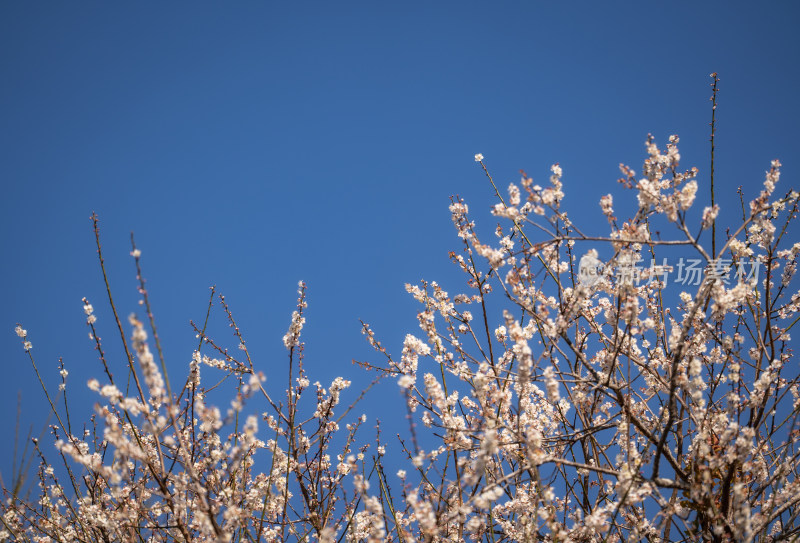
[2,2,799,486]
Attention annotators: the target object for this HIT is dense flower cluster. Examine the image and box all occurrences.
[4,134,800,542]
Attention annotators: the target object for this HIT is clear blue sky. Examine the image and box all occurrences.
[2,2,799,484]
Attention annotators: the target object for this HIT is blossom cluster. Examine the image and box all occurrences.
[4,135,800,542]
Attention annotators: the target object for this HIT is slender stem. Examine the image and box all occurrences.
[91,213,140,401]
[710,73,719,257]
[130,233,172,398]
